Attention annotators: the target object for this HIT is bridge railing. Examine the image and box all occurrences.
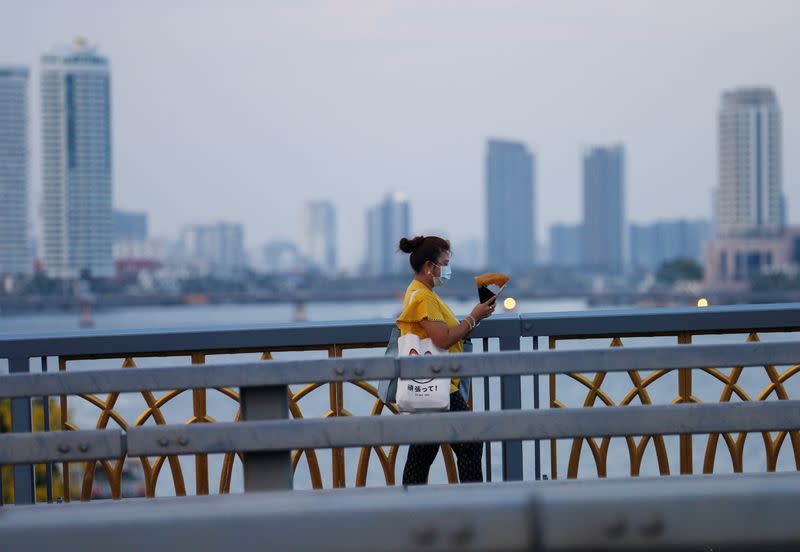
[2,302,800,505]
[523,303,800,480]
[5,473,800,551]
[2,338,800,505]
[0,314,529,504]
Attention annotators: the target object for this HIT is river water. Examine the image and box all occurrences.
[1,298,798,496]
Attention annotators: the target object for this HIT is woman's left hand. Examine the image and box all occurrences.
[470,295,497,323]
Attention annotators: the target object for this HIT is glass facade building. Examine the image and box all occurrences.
[40,39,114,278]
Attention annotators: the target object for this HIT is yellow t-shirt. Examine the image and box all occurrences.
[396,279,462,394]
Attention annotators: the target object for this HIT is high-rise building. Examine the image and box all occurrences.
[113,210,148,242]
[582,145,625,273]
[716,88,783,238]
[549,223,582,267]
[0,66,31,276]
[629,219,712,270]
[40,39,113,279]
[486,139,535,272]
[306,200,336,274]
[365,192,411,276]
[181,222,246,278]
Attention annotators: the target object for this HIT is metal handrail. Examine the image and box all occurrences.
[2,340,800,398]
[2,399,799,466]
[2,302,799,359]
[2,342,800,467]
[3,303,800,505]
[4,473,799,551]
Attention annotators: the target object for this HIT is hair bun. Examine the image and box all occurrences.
[398,236,426,254]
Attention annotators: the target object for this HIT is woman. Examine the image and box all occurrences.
[396,235,496,485]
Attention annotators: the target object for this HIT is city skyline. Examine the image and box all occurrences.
[0,55,786,278]
[0,2,798,269]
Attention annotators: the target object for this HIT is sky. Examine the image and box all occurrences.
[1,0,798,267]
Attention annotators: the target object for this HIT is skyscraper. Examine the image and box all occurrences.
[306,200,336,274]
[40,39,113,279]
[0,66,31,276]
[582,145,625,273]
[486,139,535,272]
[365,192,411,276]
[716,88,783,238]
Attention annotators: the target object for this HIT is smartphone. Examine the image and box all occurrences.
[492,285,507,301]
[482,285,506,304]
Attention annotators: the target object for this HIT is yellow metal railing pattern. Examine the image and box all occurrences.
[50,328,800,499]
[548,330,800,480]
[56,342,461,501]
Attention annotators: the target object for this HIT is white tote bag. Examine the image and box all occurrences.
[395,332,451,412]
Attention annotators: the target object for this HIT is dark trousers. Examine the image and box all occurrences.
[401,392,484,485]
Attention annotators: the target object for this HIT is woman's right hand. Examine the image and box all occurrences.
[471,296,497,323]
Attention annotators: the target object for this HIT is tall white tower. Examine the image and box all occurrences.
[0,66,31,276]
[40,38,114,278]
[716,88,783,238]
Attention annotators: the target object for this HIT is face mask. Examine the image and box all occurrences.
[432,263,452,287]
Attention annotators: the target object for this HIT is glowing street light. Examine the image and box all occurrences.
[503,297,517,311]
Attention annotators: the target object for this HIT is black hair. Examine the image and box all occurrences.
[398,235,451,273]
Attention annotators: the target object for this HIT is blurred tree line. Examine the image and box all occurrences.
[656,258,703,285]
